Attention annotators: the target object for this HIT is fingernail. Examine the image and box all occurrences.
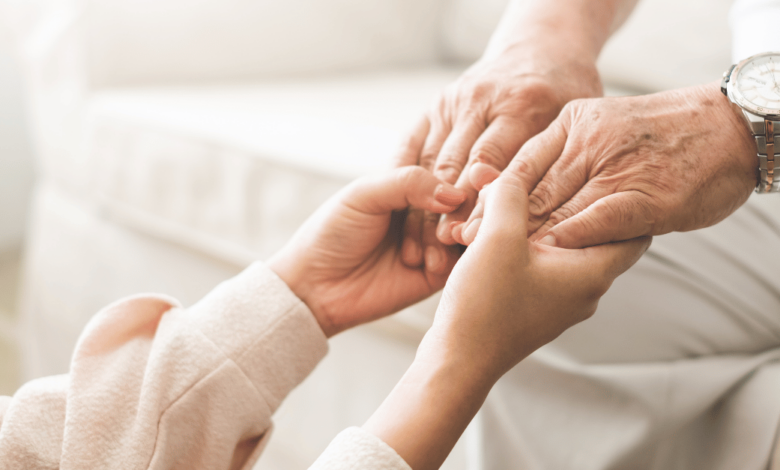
[451,223,465,244]
[402,238,422,265]
[436,219,455,239]
[425,246,443,272]
[538,234,556,247]
[434,184,467,206]
[463,218,482,244]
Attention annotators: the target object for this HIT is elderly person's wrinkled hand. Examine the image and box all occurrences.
[457,82,758,248]
[269,167,465,337]
[394,5,607,272]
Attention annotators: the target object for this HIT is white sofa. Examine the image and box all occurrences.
[3,0,734,467]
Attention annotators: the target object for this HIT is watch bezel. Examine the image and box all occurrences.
[728,51,780,118]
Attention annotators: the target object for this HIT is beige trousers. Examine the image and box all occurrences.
[469,193,780,469]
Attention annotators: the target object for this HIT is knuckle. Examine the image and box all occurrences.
[512,80,559,108]
[560,100,578,116]
[419,150,439,169]
[547,205,576,226]
[435,158,467,183]
[467,82,495,102]
[397,165,425,187]
[561,98,593,122]
[508,158,537,192]
[564,97,589,111]
[527,183,554,217]
[471,140,506,168]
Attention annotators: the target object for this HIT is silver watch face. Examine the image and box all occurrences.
[729,52,780,117]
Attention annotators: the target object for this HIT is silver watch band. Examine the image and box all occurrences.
[748,117,780,193]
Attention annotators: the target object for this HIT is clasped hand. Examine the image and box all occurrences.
[451,82,759,249]
[270,165,647,470]
[270,165,648,381]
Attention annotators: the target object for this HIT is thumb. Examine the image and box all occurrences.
[539,192,657,249]
[476,171,530,241]
[469,161,501,191]
[343,166,467,215]
[466,115,530,190]
[575,236,653,284]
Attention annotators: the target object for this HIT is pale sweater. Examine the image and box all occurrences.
[0,262,411,470]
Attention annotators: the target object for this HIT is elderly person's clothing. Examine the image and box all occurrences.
[469,197,780,469]
[0,263,411,470]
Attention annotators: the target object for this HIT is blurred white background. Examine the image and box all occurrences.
[0,0,735,467]
[0,27,33,395]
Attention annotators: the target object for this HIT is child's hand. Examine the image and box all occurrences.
[269,167,466,337]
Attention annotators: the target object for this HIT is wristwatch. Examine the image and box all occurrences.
[722,51,780,193]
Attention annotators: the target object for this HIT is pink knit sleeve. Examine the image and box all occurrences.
[0,262,328,470]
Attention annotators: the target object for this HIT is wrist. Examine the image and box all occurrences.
[704,81,760,173]
[268,251,336,338]
[485,0,620,67]
[363,354,492,469]
[415,324,509,390]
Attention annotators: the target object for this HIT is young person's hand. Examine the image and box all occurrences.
[365,170,650,470]
[424,174,650,380]
[268,167,466,337]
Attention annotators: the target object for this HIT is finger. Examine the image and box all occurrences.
[469,162,500,191]
[476,172,530,243]
[401,209,424,267]
[563,236,653,290]
[437,115,532,241]
[423,243,463,290]
[525,143,591,234]
[423,212,449,274]
[458,193,486,246]
[392,115,431,168]
[537,191,657,249]
[401,112,446,268]
[345,167,467,215]
[529,181,609,243]
[451,221,466,245]
[417,108,464,251]
[468,115,536,189]
[433,113,486,184]
[396,116,434,267]
[427,114,484,246]
[419,108,452,171]
[503,116,569,195]
[435,184,477,245]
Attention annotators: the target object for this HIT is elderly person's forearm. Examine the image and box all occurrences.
[484,0,639,62]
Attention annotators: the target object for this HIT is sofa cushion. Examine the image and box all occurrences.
[84,0,449,87]
[440,0,734,92]
[83,68,462,264]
